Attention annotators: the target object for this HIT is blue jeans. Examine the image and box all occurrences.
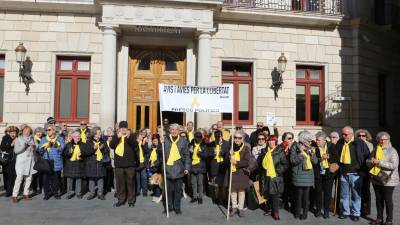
[136,169,148,194]
[340,173,363,216]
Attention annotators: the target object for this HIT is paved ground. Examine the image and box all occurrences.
[0,186,399,225]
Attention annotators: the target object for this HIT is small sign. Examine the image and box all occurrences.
[133,25,181,34]
[266,112,276,126]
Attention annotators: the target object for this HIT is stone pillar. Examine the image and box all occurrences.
[100,25,117,129]
[196,30,212,128]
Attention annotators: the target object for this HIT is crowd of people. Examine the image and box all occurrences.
[0,117,398,225]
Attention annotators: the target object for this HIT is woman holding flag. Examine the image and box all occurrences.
[257,134,287,220]
[367,132,399,225]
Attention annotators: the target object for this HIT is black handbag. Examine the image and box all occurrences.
[371,170,393,185]
[33,150,54,174]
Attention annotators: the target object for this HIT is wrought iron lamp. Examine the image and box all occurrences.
[270,53,287,99]
[15,42,34,95]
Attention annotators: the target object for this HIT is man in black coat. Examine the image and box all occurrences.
[109,121,138,207]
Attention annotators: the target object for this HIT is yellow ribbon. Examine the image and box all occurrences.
[115,135,126,157]
[188,131,194,143]
[214,143,224,163]
[303,151,313,170]
[340,140,353,164]
[370,145,385,176]
[43,135,60,151]
[80,129,87,143]
[320,145,329,169]
[93,141,103,162]
[231,144,244,173]
[167,135,181,166]
[262,147,277,178]
[70,144,81,161]
[192,142,201,165]
[139,141,145,164]
[149,147,158,167]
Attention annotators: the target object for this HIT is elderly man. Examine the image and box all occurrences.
[78,120,91,143]
[163,123,190,215]
[186,121,194,142]
[336,126,370,221]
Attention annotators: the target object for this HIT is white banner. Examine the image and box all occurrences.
[159,84,234,113]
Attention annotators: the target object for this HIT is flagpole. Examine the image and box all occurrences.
[226,91,234,220]
[159,87,169,218]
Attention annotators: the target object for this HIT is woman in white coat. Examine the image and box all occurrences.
[12,125,37,203]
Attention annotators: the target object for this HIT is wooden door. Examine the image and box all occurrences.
[128,48,186,132]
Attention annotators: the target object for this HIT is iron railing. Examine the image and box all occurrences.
[224,0,343,16]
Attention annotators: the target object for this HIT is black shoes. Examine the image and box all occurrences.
[190,198,197,203]
[43,195,51,200]
[76,195,82,199]
[175,209,182,215]
[66,194,74,200]
[98,195,106,200]
[300,214,307,220]
[114,202,125,207]
[128,203,135,207]
[87,194,96,200]
[323,212,330,219]
[314,211,322,218]
[351,216,360,222]
[198,198,203,204]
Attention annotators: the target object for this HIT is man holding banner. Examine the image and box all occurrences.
[162,123,190,215]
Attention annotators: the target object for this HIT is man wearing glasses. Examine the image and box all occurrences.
[78,120,90,143]
[336,126,370,221]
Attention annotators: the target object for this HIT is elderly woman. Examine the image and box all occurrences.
[291,131,318,220]
[258,135,287,220]
[225,129,252,218]
[355,129,374,216]
[281,132,295,211]
[12,126,37,203]
[367,132,399,225]
[103,127,115,193]
[31,127,44,195]
[0,126,19,197]
[329,132,340,145]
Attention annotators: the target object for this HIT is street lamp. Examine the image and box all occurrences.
[15,42,34,95]
[270,53,287,99]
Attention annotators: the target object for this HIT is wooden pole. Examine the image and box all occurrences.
[159,106,169,218]
[226,113,234,220]
[333,177,339,215]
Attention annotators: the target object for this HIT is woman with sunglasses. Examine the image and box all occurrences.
[281,132,295,211]
[104,127,115,193]
[367,132,399,225]
[189,131,208,204]
[258,135,287,220]
[225,130,251,218]
[39,125,65,200]
[355,129,374,216]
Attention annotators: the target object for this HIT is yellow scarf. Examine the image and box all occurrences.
[303,151,313,170]
[149,147,158,167]
[231,144,244,173]
[93,140,103,161]
[80,129,87,143]
[70,144,81,161]
[370,145,385,176]
[192,142,201,165]
[167,135,181,166]
[319,145,329,169]
[115,135,126,157]
[35,136,41,143]
[214,142,224,163]
[340,140,353,164]
[222,130,230,141]
[210,132,215,142]
[188,131,194,142]
[42,135,60,151]
[138,141,145,164]
[262,147,277,178]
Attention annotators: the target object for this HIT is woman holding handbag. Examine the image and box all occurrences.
[0,126,19,197]
[12,126,37,203]
[367,132,399,225]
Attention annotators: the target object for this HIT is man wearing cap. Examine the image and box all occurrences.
[109,121,139,207]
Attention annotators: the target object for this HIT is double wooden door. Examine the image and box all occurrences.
[127,48,186,132]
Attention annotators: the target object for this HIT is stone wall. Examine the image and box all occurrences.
[0,11,102,132]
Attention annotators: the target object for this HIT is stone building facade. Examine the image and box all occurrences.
[0,0,398,142]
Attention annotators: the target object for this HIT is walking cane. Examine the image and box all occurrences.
[333,177,339,215]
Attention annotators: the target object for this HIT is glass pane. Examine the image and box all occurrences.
[138,58,150,70]
[60,60,73,70]
[77,79,89,118]
[145,106,150,128]
[136,105,141,129]
[238,83,249,111]
[296,69,306,79]
[77,61,90,71]
[165,60,177,71]
[222,62,251,76]
[310,86,320,122]
[0,77,3,118]
[310,70,320,80]
[59,78,72,118]
[296,85,306,121]
[0,58,4,69]
[222,113,232,120]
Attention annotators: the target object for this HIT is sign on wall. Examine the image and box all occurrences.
[159,84,234,113]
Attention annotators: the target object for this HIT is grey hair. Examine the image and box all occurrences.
[355,129,372,141]
[315,131,327,140]
[329,131,339,138]
[376,131,391,142]
[169,123,180,130]
[104,127,114,136]
[91,127,102,137]
[234,129,244,137]
[298,130,315,143]
[72,130,80,136]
